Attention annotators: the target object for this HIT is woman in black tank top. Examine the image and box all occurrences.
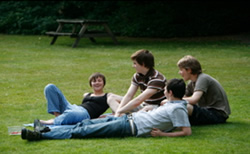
[39,73,122,125]
[80,93,109,119]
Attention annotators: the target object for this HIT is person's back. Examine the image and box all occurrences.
[188,73,230,116]
[133,99,189,137]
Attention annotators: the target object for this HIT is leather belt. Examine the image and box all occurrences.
[140,102,159,108]
[127,114,136,136]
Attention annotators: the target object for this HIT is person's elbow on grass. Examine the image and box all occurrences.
[151,127,191,137]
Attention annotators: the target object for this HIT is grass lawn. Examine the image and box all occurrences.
[0,34,249,154]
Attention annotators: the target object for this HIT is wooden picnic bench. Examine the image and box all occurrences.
[45,19,118,48]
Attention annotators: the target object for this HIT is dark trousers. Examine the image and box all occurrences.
[189,105,228,125]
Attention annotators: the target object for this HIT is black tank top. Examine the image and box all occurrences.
[80,93,109,119]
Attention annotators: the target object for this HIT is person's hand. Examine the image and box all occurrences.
[160,99,168,106]
[53,112,61,117]
[150,128,163,137]
[114,112,123,117]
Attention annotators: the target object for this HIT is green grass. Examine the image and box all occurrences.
[0,34,249,154]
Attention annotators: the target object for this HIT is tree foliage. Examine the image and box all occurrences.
[0,1,249,37]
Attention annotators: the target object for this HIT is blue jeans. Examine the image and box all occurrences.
[42,115,135,139]
[44,84,90,125]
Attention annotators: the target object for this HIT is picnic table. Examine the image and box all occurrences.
[45,19,118,48]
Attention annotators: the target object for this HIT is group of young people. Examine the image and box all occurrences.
[21,49,231,141]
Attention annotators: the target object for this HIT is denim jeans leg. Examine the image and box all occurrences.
[53,105,90,125]
[71,115,133,138]
[77,115,119,126]
[42,117,119,139]
[42,125,75,139]
[42,115,133,139]
[44,84,71,114]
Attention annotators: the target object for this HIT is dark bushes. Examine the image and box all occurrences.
[0,1,249,37]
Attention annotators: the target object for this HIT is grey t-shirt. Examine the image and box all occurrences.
[186,73,231,116]
[132,100,190,137]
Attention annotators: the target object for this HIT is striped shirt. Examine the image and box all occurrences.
[132,69,167,105]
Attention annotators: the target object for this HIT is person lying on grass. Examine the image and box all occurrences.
[21,78,191,141]
[38,72,122,125]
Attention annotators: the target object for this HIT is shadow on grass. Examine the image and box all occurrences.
[45,34,249,49]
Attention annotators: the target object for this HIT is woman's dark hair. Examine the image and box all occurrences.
[88,72,106,87]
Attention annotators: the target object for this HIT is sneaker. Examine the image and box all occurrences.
[34,119,50,133]
[21,128,41,141]
[21,128,27,140]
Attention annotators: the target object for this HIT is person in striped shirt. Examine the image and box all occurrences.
[115,49,167,117]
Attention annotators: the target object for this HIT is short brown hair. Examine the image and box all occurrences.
[177,55,202,75]
[88,72,106,87]
[131,49,154,69]
[166,78,186,99]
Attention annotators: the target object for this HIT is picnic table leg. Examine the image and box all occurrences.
[103,23,118,44]
[50,23,63,45]
[89,37,96,43]
[50,36,58,45]
[72,24,88,48]
[85,29,96,43]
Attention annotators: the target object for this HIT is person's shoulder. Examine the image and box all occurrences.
[199,73,211,78]
[198,73,218,82]
[83,92,91,97]
[133,72,139,79]
[171,100,188,109]
[162,101,186,115]
[107,93,112,97]
[197,73,211,81]
[154,70,166,80]
[155,69,163,74]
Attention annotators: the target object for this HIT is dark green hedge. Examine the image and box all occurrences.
[0,1,249,37]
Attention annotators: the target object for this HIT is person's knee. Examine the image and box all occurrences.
[107,94,122,103]
[107,94,115,103]
[44,83,56,93]
[61,111,84,125]
[54,111,73,125]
